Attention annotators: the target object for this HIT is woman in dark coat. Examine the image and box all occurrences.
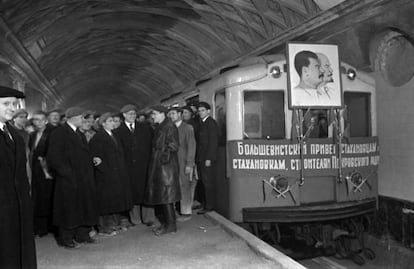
[0,87,36,269]
[90,113,133,234]
[145,106,181,236]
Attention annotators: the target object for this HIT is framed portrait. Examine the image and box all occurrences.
[286,42,343,109]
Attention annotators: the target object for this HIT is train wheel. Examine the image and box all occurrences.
[363,248,376,260]
[351,254,366,266]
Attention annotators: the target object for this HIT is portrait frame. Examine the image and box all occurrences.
[286,42,343,109]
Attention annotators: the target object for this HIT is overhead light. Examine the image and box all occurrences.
[347,68,356,80]
[270,66,281,78]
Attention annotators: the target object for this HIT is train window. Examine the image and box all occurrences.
[344,92,371,137]
[215,90,226,145]
[301,109,328,138]
[243,91,285,139]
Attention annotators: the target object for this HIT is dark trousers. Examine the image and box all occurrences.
[59,226,91,244]
[34,216,50,235]
[198,162,216,210]
[154,203,176,230]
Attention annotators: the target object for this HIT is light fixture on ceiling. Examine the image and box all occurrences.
[347,68,356,80]
[270,65,281,78]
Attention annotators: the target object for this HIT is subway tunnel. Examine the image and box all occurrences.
[0,0,405,114]
[2,1,414,268]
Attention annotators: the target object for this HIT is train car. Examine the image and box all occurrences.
[195,54,379,262]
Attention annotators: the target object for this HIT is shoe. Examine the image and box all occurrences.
[177,215,191,222]
[75,237,96,244]
[89,229,97,238]
[98,230,117,237]
[144,221,155,227]
[154,226,177,236]
[58,240,81,249]
[117,226,128,232]
[192,204,202,210]
[197,208,212,215]
[152,225,164,234]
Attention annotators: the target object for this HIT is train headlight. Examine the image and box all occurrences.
[270,66,281,78]
[347,68,356,80]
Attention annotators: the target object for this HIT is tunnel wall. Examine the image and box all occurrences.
[376,73,414,202]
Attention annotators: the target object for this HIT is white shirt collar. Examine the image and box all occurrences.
[174,120,182,127]
[201,115,210,122]
[0,121,5,131]
[66,121,77,132]
[126,121,135,130]
[104,129,113,136]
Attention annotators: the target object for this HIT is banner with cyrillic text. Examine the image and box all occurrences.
[228,137,379,178]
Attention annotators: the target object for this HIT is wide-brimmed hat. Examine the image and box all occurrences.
[0,86,25,98]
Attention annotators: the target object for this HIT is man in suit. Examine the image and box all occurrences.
[0,86,37,269]
[196,102,219,214]
[168,107,196,221]
[114,104,154,226]
[46,107,99,248]
[29,110,54,237]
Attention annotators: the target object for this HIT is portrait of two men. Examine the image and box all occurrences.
[287,43,343,109]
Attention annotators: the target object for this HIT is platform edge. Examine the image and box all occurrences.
[205,211,307,269]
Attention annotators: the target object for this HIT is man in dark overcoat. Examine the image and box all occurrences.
[90,112,133,234]
[0,86,37,269]
[145,105,181,236]
[28,110,54,236]
[46,107,99,248]
[114,104,153,225]
[196,102,219,214]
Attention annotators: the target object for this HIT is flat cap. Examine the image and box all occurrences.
[120,104,137,113]
[0,86,25,98]
[65,107,84,119]
[47,108,61,115]
[98,112,112,125]
[168,106,182,113]
[198,101,211,110]
[150,105,168,114]
[12,109,28,119]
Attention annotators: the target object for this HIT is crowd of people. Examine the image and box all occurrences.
[0,85,219,269]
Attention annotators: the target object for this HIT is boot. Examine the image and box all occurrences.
[154,204,177,236]
[152,205,165,233]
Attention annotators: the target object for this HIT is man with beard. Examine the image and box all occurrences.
[316,52,335,99]
[47,107,99,248]
[0,86,36,268]
[114,104,154,227]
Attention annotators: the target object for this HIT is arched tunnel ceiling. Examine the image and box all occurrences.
[0,0,345,111]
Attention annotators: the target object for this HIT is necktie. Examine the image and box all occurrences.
[130,123,135,133]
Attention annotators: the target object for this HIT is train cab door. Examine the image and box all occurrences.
[214,89,229,216]
[335,91,378,202]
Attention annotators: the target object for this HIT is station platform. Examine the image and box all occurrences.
[36,212,304,269]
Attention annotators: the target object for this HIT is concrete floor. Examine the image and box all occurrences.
[36,215,277,269]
